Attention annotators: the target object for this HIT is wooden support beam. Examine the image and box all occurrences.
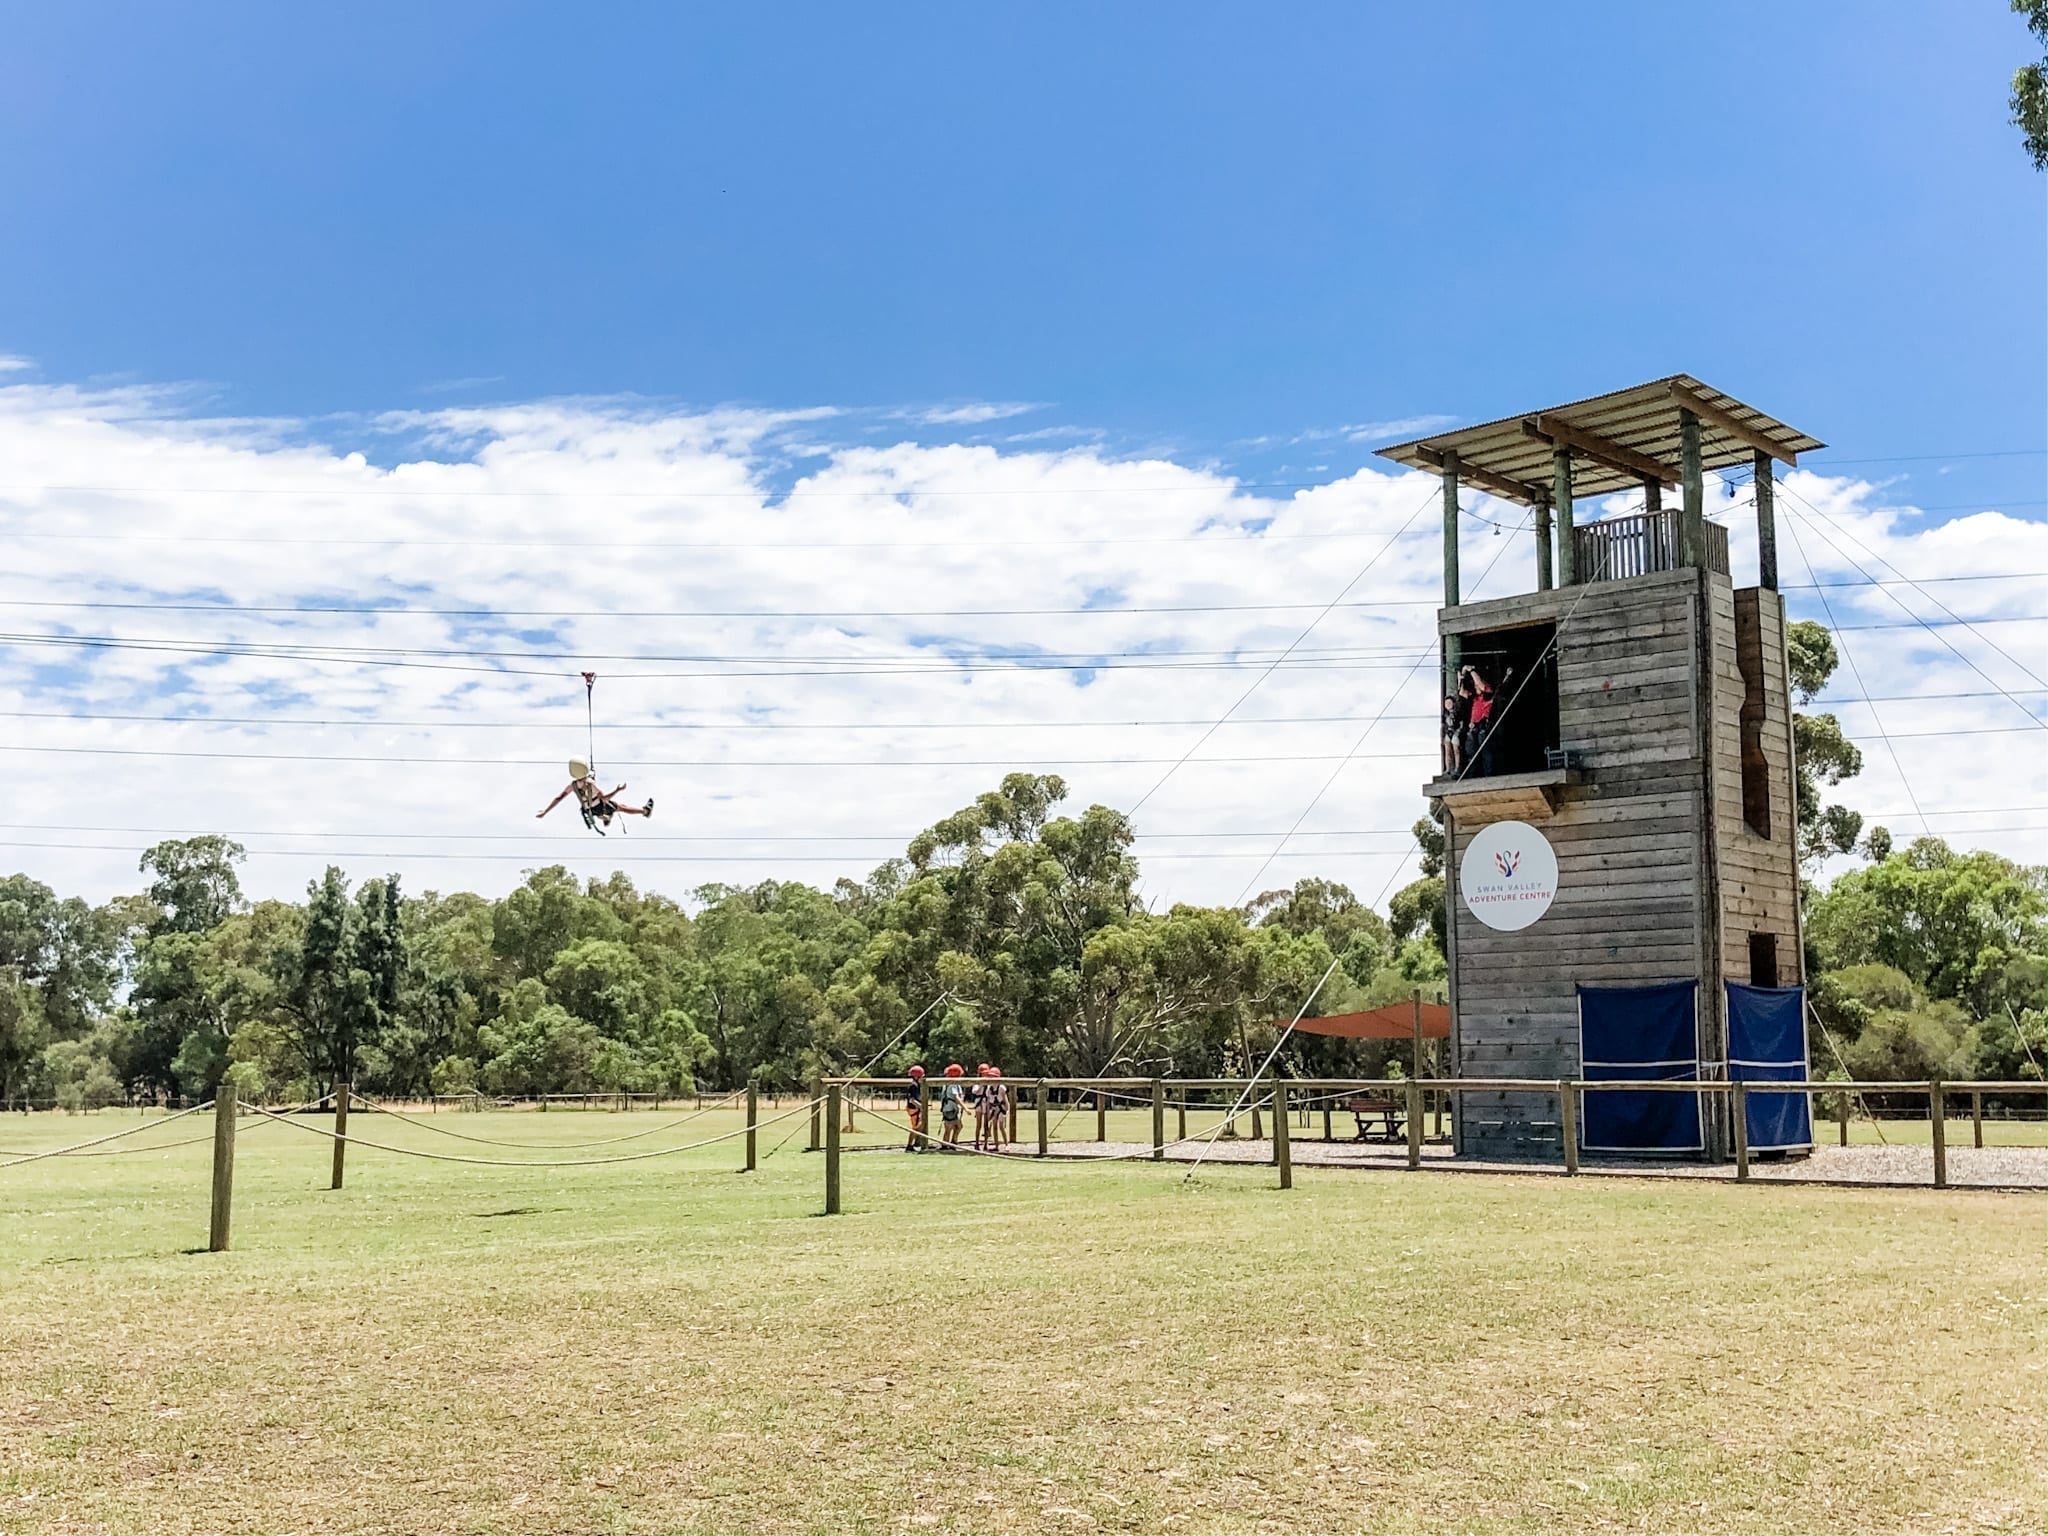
[331,1083,349,1191]
[1754,451,1779,591]
[1553,447,1576,586]
[745,1081,758,1172]
[1410,443,1546,507]
[1274,1081,1292,1188]
[1679,407,1706,569]
[1523,415,1680,488]
[1151,1079,1165,1161]
[1533,499,1553,591]
[1036,1080,1049,1157]
[1668,380,1799,466]
[824,1085,842,1214]
[1440,450,1461,611]
[209,1084,237,1253]
[1930,1082,1947,1189]
[1558,1082,1579,1174]
[1732,1082,1751,1181]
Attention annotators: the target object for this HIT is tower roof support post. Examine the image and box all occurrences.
[1754,451,1778,591]
[1533,496,1554,592]
[1552,447,1576,586]
[1442,451,1463,686]
[1441,451,1462,608]
[1679,407,1706,568]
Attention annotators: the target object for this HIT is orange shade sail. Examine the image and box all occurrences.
[1286,1003,1451,1040]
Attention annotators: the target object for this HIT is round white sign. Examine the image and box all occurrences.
[1458,820,1559,931]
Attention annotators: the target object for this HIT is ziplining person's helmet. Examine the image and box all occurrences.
[569,759,591,779]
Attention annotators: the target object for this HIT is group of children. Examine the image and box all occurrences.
[1440,662,1513,778]
[901,1062,1013,1153]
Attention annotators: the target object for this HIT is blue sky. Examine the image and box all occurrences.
[3,5,2042,504]
[0,5,2042,904]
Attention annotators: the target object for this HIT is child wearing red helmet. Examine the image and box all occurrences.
[903,1065,927,1153]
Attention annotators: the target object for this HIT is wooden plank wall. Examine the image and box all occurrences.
[1720,588,1802,984]
[1445,570,1706,1158]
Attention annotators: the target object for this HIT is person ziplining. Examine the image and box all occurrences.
[536,758,653,834]
[536,672,653,835]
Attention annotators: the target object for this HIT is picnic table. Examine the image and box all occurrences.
[1347,1093,1406,1143]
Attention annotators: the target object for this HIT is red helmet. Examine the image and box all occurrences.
[908,1065,925,1079]
[988,1067,1002,1078]
[944,1063,964,1077]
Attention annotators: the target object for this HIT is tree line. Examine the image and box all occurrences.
[2,622,2041,1109]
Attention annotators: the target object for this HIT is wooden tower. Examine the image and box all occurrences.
[1377,377,1822,1159]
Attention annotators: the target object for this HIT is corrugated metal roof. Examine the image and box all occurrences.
[1374,375,1824,506]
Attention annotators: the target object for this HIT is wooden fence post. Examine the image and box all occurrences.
[1036,1080,1049,1157]
[1322,1100,1333,1141]
[1406,1078,1423,1170]
[1972,1090,1983,1149]
[917,1078,931,1153]
[209,1083,237,1253]
[1095,1088,1107,1143]
[330,1082,349,1191]
[1007,1087,1018,1145]
[1250,1093,1263,1142]
[1838,1089,1849,1147]
[808,1077,822,1152]
[824,1084,842,1215]
[1177,1097,1187,1143]
[745,1082,758,1172]
[1151,1079,1165,1161]
[1732,1082,1750,1181]
[1273,1081,1291,1189]
[1930,1081,1947,1189]
[1559,1081,1579,1175]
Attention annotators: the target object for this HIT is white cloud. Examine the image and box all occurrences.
[0,373,2038,913]
[915,402,1045,425]
[1344,414,1459,444]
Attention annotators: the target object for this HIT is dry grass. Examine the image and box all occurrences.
[0,1104,2042,1535]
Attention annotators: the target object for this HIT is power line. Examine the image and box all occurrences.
[0,743,1443,767]
[0,686,2036,736]
[1776,484,2048,693]
[1781,511,1929,834]
[0,839,1421,865]
[12,804,2039,848]
[1802,448,2046,465]
[4,571,2043,621]
[0,595,1445,619]
[1782,509,2046,734]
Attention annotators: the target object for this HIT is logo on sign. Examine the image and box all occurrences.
[1459,821,1559,932]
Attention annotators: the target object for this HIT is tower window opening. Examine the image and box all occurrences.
[1457,621,1559,779]
[1748,932,1780,989]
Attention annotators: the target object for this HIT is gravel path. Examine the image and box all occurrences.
[1019,1136,2048,1189]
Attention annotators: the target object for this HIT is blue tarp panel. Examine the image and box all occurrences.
[1727,982,1814,1150]
[1578,981,1702,1153]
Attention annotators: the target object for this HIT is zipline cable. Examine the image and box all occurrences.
[1126,483,1445,815]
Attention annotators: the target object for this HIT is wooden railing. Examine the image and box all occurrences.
[1573,509,1729,581]
[815,1075,2045,1210]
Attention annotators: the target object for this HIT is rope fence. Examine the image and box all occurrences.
[5,1072,2040,1250]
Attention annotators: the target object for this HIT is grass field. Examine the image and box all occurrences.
[1,1102,2043,1535]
